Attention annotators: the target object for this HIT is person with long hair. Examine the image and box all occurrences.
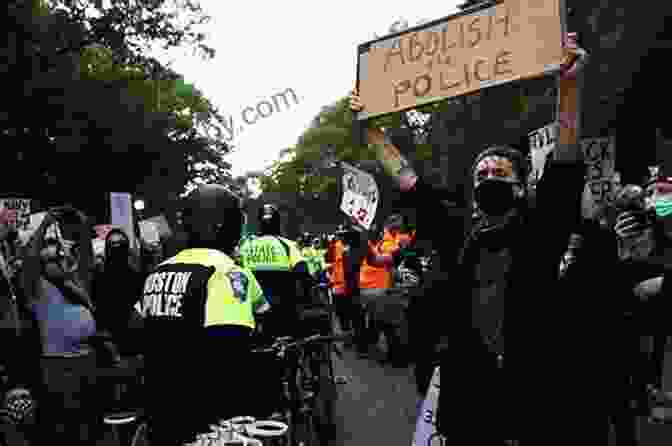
[21,207,100,446]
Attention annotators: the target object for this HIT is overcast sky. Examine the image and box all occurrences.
[156,1,462,177]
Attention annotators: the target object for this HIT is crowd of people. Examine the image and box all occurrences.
[0,193,422,446]
[1,27,668,446]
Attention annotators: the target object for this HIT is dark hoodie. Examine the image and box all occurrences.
[92,229,144,355]
[403,159,586,441]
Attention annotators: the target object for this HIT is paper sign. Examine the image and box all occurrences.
[94,224,114,241]
[412,367,444,446]
[356,0,565,119]
[16,211,46,246]
[110,192,136,250]
[581,137,616,217]
[145,214,173,240]
[139,220,160,244]
[528,123,557,184]
[0,198,31,231]
[340,163,379,230]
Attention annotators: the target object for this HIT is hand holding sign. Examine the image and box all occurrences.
[560,32,588,80]
[349,89,418,192]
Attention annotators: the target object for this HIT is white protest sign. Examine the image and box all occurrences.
[110,192,137,250]
[139,220,160,244]
[0,198,31,231]
[528,123,557,184]
[340,162,379,230]
[145,214,173,239]
[581,137,616,218]
[412,366,444,446]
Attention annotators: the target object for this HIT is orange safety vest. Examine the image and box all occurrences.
[327,239,346,295]
[396,231,413,246]
[360,239,396,290]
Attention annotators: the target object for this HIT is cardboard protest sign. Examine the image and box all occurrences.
[528,123,557,184]
[356,0,565,120]
[412,366,444,446]
[340,163,379,230]
[0,198,31,231]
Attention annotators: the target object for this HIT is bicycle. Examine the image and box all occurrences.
[297,332,338,445]
[252,333,348,446]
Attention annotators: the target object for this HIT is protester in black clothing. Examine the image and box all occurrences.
[350,32,588,445]
[558,217,642,445]
[612,176,672,417]
[92,228,144,357]
[0,219,40,435]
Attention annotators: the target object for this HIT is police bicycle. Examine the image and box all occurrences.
[251,333,348,446]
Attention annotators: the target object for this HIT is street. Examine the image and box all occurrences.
[332,339,672,446]
[331,346,418,446]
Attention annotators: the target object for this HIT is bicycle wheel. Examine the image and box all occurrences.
[130,422,148,446]
[294,406,318,446]
[312,350,337,444]
[292,358,319,446]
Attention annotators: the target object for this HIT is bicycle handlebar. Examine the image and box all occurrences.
[251,333,350,354]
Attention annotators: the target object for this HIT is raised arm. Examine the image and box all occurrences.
[20,212,56,302]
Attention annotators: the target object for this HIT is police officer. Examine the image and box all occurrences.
[238,204,314,339]
[136,185,269,445]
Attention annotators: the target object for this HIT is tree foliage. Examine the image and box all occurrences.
[259,96,440,201]
[3,0,233,220]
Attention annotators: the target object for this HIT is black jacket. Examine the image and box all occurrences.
[405,160,585,438]
[92,264,145,355]
[0,276,42,391]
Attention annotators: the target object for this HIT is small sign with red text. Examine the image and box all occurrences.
[340,162,379,230]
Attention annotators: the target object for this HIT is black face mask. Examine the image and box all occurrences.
[474,179,518,217]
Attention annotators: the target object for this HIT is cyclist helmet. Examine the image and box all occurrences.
[182,184,243,254]
[258,204,281,236]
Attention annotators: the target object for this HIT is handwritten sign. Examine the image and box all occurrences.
[528,123,557,184]
[94,224,114,241]
[412,366,445,446]
[356,0,565,119]
[0,198,31,231]
[144,214,173,240]
[16,211,46,246]
[110,192,137,250]
[139,220,160,245]
[581,137,616,215]
[340,163,379,230]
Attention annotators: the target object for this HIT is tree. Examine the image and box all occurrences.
[3,0,233,220]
